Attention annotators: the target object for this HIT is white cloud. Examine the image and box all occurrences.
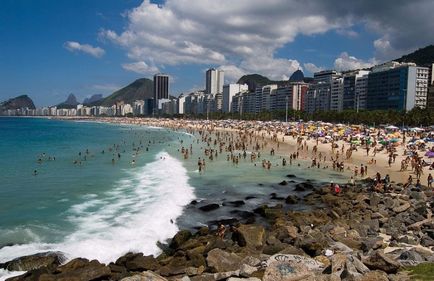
[101,0,344,79]
[303,63,324,74]
[100,0,434,80]
[64,41,105,58]
[218,65,246,83]
[91,84,120,92]
[122,61,159,75]
[334,52,378,71]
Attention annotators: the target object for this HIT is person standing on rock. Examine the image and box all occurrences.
[217,223,226,239]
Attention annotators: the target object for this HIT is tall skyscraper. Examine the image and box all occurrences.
[153,74,169,110]
[205,68,224,95]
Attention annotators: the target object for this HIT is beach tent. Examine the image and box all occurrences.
[410,127,425,132]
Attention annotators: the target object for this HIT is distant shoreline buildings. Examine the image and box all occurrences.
[2,61,434,117]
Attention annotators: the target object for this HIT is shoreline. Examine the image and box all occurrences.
[2,116,434,281]
[49,116,433,186]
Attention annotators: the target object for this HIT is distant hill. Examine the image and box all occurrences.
[83,94,103,105]
[0,95,35,110]
[95,78,154,106]
[395,45,434,66]
[57,94,79,109]
[237,71,310,91]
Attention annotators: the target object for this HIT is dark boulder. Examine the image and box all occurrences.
[198,203,220,212]
[115,252,159,271]
[278,180,288,186]
[295,182,314,191]
[169,230,192,249]
[270,193,285,200]
[222,200,245,207]
[285,195,299,204]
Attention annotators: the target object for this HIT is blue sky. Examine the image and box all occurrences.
[1,0,433,106]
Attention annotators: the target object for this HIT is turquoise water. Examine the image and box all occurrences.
[0,117,348,279]
[0,118,195,268]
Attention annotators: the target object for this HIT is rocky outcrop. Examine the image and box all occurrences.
[1,252,65,272]
[7,180,434,281]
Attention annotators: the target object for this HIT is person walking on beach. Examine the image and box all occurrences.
[428,174,433,188]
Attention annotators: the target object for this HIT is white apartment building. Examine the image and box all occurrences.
[222,83,249,113]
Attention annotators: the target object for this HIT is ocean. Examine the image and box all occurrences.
[0,117,347,280]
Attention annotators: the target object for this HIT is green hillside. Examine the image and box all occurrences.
[395,45,434,66]
[97,78,154,106]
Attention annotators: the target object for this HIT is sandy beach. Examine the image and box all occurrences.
[52,116,433,187]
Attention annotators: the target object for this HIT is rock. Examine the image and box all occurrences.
[358,270,389,281]
[393,202,411,213]
[361,237,383,252]
[245,196,257,200]
[185,266,202,276]
[409,191,427,201]
[56,258,111,281]
[199,204,220,212]
[286,174,296,178]
[170,230,192,249]
[227,277,261,281]
[263,254,324,281]
[285,195,299,204]
[270,193,285,200]
[239,264,257,277]
[278,181,288,186]
[2,251,65,271]
[330,253,346,274]
[120,271,168,281]
[363,250,401,273]
[263,244,286,255]
[241,256,261,267]
[222,200,245,207]
[398,249,426,266]
[127,255,159,272]
[213,270,240,280]
[206,248,242,273]
[237,224,265,249]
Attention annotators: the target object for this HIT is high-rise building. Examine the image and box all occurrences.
[367,62,429,111]
[342,70,370,111]
[153,74,169,110]
[222,84,249,113]
[205,68,224,95]
[330,78,343,111]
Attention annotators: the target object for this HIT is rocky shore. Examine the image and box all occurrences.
[2,179,434,281]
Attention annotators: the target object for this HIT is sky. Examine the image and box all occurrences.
[1,0,433,106]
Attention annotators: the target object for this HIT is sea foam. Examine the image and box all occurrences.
[0,151,196,277]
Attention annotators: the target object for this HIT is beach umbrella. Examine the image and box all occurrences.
[385,125,399,130]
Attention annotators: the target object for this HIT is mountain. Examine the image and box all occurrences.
[57,94,79,109]
[237,71,310,91]
[83,94,103,105]
[395,45,434,66]
[289,70,304,82]
[0,95,35,110]
[96,78,154,106]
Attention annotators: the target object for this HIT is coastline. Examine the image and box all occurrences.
[2,116,434,281]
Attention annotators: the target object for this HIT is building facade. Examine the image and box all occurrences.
[153,73,169,111]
